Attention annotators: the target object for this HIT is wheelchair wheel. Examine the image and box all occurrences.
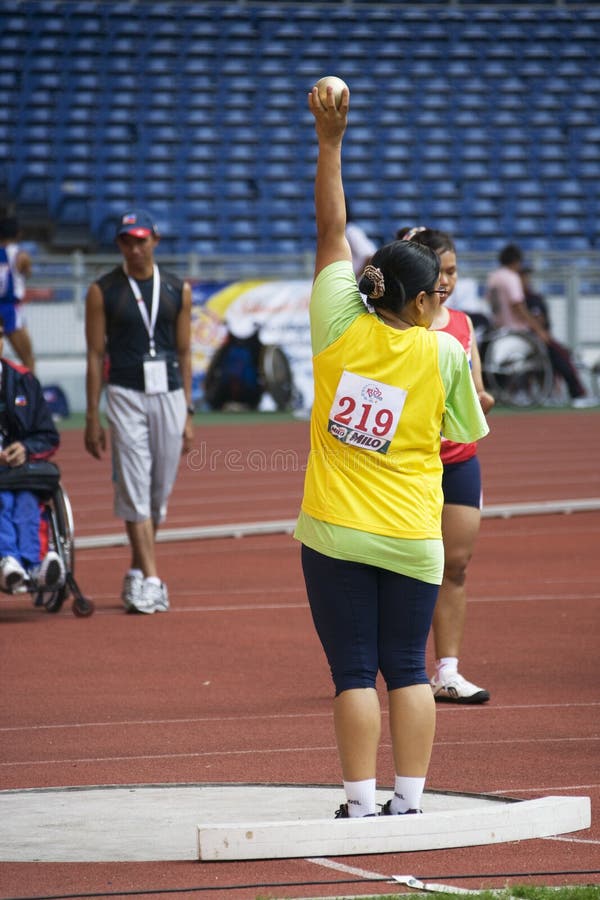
[52,485,75,575]
[54,493,94,616]
[42,585,68,614]
[260,345,294,411]
[40,486,73,610]
[43,578,94,617]
[72,591,94,618]
[483,330,554,408]
[43,485,94,616]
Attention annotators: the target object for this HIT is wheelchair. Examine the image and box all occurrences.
[0,461,94,617]
[480,327,554,408]
[204,328,295,412]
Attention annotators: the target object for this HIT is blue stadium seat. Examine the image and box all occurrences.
[101,177,137,200]
[382,144,412,163]
[499,162,531,180]
[466,197,499,217]
[554,236,593,251]
[578,161,600,180]
[500,144,529,162]
[53,194,91,227]
[13,172,52,222]
[511,216,546,237]
[470,217,502,238]
[513,197,547,219]
[5,1,597,254]
[460,145,491,163]
[420,162,451,181]
[425,198,458,220]
[461,162,490,180]
[385,199,419,223]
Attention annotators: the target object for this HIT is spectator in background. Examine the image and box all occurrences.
[485,244,547,340]
[520,266,593,407]
[0,217,36,372]
[345,198,377,278]
[487,244,593,407]
[84,209,194,614]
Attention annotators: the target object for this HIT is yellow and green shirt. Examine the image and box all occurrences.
[294,261,489,585]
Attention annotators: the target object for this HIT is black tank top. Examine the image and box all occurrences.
[97,266,184,392]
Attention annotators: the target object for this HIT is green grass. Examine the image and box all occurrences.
[420,889,598,900]
[513,889,600,900]
[271,887,600,900]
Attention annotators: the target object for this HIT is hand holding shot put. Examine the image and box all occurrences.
[315,75,349,109]
[308,75,350,123]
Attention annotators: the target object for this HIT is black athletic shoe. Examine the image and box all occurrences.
[334,803,377,819]
[380,800,423,815]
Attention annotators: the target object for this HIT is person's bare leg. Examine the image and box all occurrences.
[388,684,436,776]
[8,328,35,372]
[432,503,481,660]
[125,519,158,578]
[334,687,381,781]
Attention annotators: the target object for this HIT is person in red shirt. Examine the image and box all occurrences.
[403,227,495,703]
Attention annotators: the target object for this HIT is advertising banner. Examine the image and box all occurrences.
[190,278,313,412]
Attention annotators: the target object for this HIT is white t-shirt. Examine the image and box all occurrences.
[345,222,377,277]
[4,244,26,300]
[486,266,526,330]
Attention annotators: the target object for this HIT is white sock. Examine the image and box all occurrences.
[436,656,458,678]
[343,778,377,817]
[128,568,143,578]
[144,576,161,587]
[389,775,426,814]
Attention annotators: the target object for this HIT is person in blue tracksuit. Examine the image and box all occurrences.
[0,217,35,371]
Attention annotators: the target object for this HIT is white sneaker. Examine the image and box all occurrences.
[29,551,65,591]
[142,579,169,613]
[0,555,27,593]
[571,396,597,409]
[121,571,144,612]
[430,671,490,704]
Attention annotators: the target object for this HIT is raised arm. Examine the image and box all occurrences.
[308,82,352,279]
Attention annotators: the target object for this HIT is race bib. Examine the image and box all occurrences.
[327,370,407,454]
[143,354,168,394]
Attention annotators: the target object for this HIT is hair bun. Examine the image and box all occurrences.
[359,264,385,299]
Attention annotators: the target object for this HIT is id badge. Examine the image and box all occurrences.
[143,353,168,394]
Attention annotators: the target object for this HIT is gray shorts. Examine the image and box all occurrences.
[105,385,186,525]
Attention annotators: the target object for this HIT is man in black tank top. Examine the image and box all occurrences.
[84,209,194,614]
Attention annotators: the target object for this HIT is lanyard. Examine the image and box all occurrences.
[124,264,160,356]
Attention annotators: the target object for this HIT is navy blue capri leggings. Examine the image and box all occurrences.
[301,545,439,696]
[442,455,482,509]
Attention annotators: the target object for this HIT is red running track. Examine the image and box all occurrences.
[0,410,598,899]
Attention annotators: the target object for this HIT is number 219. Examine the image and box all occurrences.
[333,397,394,435]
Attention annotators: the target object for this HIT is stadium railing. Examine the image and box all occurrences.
[9,249,600,414]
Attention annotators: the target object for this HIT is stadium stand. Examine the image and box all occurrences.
[1,1,599,254]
